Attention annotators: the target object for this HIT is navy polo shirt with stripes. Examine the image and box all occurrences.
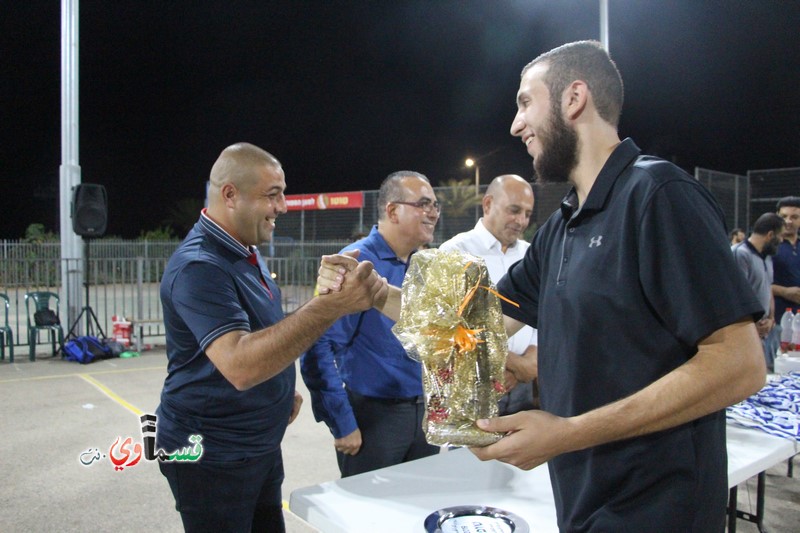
[156,212,293,461]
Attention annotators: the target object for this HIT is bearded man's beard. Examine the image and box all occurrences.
[533,104,579,184]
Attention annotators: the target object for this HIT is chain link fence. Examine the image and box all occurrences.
[696,166,800,233]
[2,170,796,354]
[749,167,800,223]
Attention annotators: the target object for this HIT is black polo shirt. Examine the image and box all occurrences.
[497,139,762,531]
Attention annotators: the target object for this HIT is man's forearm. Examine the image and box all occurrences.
[210,297,346,390]
[564,319,765,452]
[210,260,383,390]
[374,284,401,321]
[773,284,800,305]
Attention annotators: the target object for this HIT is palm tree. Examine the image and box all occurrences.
[434,178,482,243]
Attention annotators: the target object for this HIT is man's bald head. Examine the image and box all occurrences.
[483,175,534,251]
[208,143,281,201]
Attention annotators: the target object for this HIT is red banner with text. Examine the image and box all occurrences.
[285,191,364,211]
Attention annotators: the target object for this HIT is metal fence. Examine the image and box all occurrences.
[696,166,800,233]
[0,254,320,354]
[0,239,181,262]
[695,168,750,234]
[749,167,800,224]
[2,169,796,354]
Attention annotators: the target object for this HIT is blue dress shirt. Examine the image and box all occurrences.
[301,226,424,438]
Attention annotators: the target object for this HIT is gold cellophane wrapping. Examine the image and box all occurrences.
[392,249,508,447]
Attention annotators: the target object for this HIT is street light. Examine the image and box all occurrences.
[465,158,480,196]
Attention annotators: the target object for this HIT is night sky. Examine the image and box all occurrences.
[3,1,799,239]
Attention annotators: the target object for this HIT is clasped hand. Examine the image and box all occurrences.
[318,250,388,313]
[318,252,575,471]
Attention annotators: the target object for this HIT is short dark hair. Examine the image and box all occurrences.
[730,228,744,238]
[522,40,624,127]
[376,171,429,219]
[752,213,784,236]
[776,196,800,210]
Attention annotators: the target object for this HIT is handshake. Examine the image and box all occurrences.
[316,250,394,318]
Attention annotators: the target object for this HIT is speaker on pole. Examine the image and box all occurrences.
[72,184,107,237]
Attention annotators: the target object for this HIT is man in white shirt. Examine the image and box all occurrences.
[440,175,537,413]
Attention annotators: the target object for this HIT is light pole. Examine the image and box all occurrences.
[465,158,480,196]
[465,158,481,222]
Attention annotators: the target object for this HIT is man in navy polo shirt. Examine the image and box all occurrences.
[156,142,385,533]
[770,196,800,355]
[318,41,766,532]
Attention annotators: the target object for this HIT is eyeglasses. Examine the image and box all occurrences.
[392,199,441,214]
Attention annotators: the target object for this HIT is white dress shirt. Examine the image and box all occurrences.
[440,219,537,355]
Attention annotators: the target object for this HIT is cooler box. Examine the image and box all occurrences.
[111,315,132,347]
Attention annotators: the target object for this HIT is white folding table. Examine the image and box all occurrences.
[290,425,797,533]
[725,425,798,532]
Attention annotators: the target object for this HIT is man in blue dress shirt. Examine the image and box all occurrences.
[301,171,441,477]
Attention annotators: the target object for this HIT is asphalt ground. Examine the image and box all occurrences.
[1,346,797,532]
[0,346,332,533]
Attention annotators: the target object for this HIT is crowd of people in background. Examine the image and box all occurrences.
[750,197,800,369]
[153,40,793,533]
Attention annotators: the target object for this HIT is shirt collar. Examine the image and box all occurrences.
[199,209,254,259]
[366,225,403,261]
[743,239,767,260]
[368,225,426,263]
[474,218,523,252]
[560,138,641,220]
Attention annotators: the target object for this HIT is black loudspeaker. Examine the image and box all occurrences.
[72,184,108,237]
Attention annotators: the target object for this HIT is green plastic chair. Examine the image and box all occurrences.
[24,291,64,361]
[0,293,13,362]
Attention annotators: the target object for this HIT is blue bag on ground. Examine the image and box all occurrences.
[63,336,112,364]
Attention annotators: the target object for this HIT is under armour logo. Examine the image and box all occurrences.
[589,235,603,248]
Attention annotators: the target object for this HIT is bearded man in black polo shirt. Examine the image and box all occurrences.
[472,40,766,532]
[319,41,766,532]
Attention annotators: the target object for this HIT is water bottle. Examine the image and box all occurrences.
[780,309,794,353]
[792,311,800,356]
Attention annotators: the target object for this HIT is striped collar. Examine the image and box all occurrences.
[199,209,255,259]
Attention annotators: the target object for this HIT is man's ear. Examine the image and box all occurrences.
[563,80,588,121]
[221,183,238,207]
[482,195,493,215]
[385,202,400,223]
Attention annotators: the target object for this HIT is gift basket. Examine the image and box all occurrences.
[393,249,511,447]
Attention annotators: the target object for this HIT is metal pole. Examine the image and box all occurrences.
[60,0,84,334]
[300,210,305,258]
[474,165,481,222]
[600,0,609,52]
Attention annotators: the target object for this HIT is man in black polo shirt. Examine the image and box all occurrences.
[472,40,766,531]
[317,41,766,532]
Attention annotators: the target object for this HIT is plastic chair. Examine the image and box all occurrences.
[24,291,64,361]
[0,293,13,362]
